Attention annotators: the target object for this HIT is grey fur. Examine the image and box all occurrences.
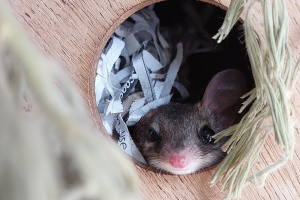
[133,69,247,175]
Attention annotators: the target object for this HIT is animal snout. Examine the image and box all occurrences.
[169,155,189,168]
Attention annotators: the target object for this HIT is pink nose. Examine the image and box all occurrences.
[169,155,188,168]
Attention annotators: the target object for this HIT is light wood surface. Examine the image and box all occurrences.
[7,0,300,199]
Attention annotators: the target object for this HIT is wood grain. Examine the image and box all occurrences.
[7,0,300,199]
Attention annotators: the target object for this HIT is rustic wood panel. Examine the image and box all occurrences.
[7,0,300,199]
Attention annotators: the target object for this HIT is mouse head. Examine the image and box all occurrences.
[134,69,247,175]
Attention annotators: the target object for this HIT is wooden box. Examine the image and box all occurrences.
[9,0,300,199]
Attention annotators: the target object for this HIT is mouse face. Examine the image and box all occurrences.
[132,69,247,175]
[134,103,228,175]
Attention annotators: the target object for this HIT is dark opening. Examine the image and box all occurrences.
[153,0,254,103]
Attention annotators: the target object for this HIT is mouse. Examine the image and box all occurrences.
[132,69,247,175]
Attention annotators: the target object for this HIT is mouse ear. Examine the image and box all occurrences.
[200,69,247,129]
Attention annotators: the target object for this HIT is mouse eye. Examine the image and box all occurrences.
[199,126,215,144]
[148,129,161,143]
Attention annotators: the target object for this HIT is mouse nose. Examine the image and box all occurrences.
[169,155,188,168]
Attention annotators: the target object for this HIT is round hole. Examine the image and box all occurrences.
[93,0,254,174]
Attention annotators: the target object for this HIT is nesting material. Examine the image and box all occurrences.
[95,7,188,162]
[210,0,300,198]
[0,2,139,200]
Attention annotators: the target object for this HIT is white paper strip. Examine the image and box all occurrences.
[132,23,167,66]
[130,13,149,26]
[129,97,146,115]
[109,99,124,114]
[133,52,155,103]
[173,81,189,100]
[95,37,125,104]
[131,140,146,164]
[105,98,114,116]
[116,114,133,156]
[142,50,164,72]
[131,74,138,79]
[153,80,164,99]
[160,43,183,98]
[126,94,172,126]
[124,33,141,56]
[101,113,115,136]
[105,72,117,98]
[115,114,146,163]
[111,66,133,86]
[115,24,133,38]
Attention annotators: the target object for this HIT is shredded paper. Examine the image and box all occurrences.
[95,7,188,163]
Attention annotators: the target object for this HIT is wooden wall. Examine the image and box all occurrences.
[8,0,300,199]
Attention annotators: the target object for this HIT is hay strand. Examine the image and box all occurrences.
[211,0,300,198]
[0,2,139,200]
